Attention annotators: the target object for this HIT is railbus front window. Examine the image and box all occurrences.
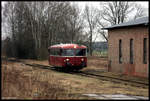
[62,49,75,56]
[75,49,86,56]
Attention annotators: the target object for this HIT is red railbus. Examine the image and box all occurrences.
[48,44,87,70]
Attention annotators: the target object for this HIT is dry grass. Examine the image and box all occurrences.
[50,71,149,97]
[1,57,149,99]
[1,60,85,99]
[82,56,108,72]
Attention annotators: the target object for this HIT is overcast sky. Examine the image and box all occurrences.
[76,1,148,8]
[1,1,149,41]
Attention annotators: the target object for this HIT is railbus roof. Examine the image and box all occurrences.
[48,43,87,49]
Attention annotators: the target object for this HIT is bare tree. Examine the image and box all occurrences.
[100,1,134,25]
[96,12,108,42]
[133,3,147,20]
[3,2,18,57]
[83,4,98,56]
[2,1,87,59]
[68,3,84,43]
[97,1,147,42]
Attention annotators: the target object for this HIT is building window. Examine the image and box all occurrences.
[119,39,122,64]
[143,38,147,64]
[130,39,133,64]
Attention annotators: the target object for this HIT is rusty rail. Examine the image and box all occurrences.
[71,71,149,88]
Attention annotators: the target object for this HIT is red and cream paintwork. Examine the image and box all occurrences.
[48,44,87,70]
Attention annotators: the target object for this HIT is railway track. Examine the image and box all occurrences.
[23,62,149,89]
[5,58,149,89]
[70,71,149,88]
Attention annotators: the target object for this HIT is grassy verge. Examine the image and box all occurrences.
[1,60,87,99]
[2,57,149,99]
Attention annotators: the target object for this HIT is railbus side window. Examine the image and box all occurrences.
[48,49,50,55]
[50,48,54,55]
[54,48,57,55]
[55,48,61,56]
[60,49,62,56]
[143,38,147,64]
[50,49,52,55]
[54,48,56,55]
[58,49,61,56]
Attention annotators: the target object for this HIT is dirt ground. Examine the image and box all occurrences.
[1,56,149,99]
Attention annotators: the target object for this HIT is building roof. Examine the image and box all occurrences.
[103,16,149,29]
[48,43,87,49]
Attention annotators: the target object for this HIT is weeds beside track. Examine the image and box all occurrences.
[6,58,149,89]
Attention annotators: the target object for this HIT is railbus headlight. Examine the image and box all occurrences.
[66,58,69,61]
[64,58,70,62]
[81,58,84,61]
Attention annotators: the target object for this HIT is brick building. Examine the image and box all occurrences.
[103,17,149,78]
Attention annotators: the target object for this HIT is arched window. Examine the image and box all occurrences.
[119,39,122,64]
[143,38,147,64]
[130,39,133,64]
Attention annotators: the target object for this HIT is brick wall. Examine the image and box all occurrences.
[108,25,149,78]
